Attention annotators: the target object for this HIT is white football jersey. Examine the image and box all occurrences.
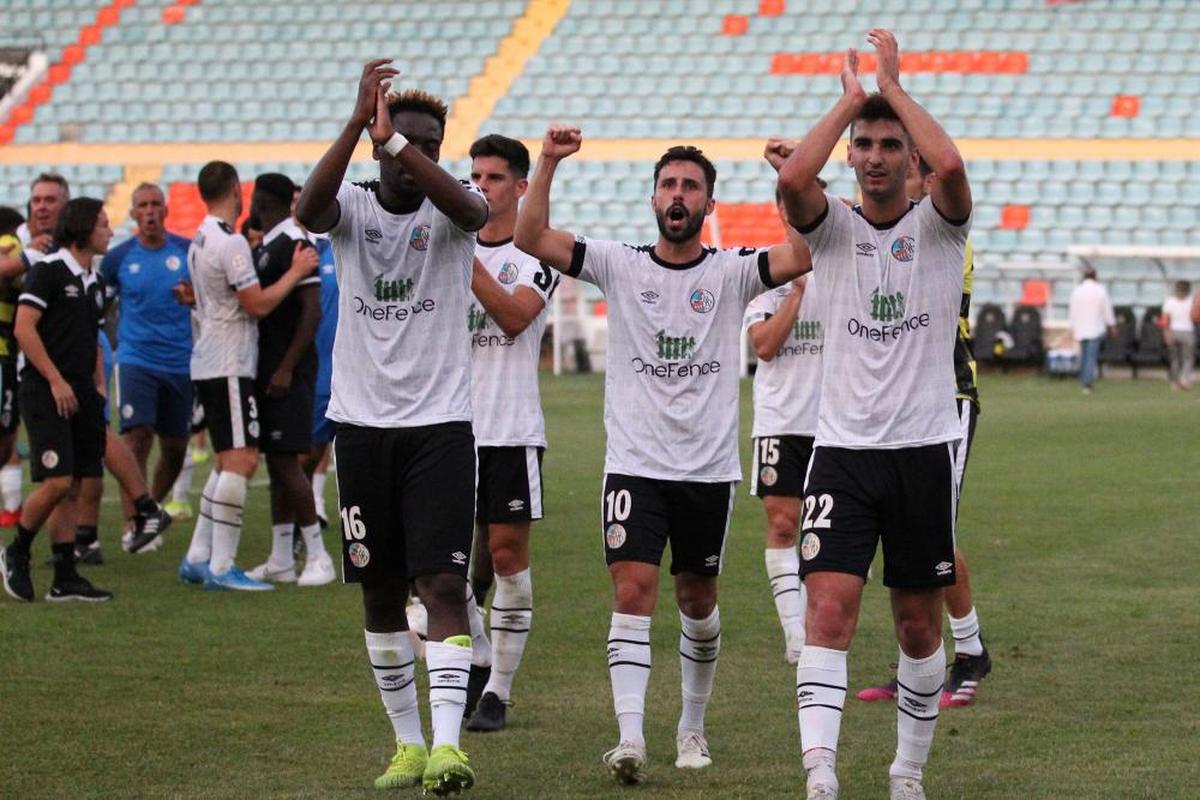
[189,215,259,380]
[744,278,823,438]
[326,180,481,428]
[803,194,968,448]
[471,238,558,448]
[569,237,777,482]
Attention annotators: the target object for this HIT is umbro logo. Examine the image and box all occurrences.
[507,499,525,512]
[935,560,953,576]
[365,228,383,243]
[380,674,404,685]
[704,555,719,567]
[640,290,660,305]
[64,285,80,298]
[856,242,876,255]
[451,551,467,565]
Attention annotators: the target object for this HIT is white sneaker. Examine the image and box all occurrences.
[245,560,297,583]
[602,740,646,785]
[785,628,805,665]
[807,784,839,800]
[889,777,926,800]
[674,730,712,769]
[297,552,336,586]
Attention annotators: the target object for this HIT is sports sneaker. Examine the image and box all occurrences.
[127,507,173,554]
[297,552,336,587]
[1,546,33,602]
[0,507,21,528]
[406,599,429,641]
[203,565,275,592]
[806,785,839,800]
[178,556,212,585]
[857,677,898,702]
[421,744,474,796]
[75,539,104,565]
[373,741,427,789]
[674,730,712,769]
[46,574,113,603]
[942,646,992,708]
[246,559,297,583]
[602,740,646,785]
[464,663,491,719]
[465,691,506,733]
[889,776,926,800]
[785,628,805,666]
[164,500,193,520]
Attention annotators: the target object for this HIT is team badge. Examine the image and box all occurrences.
[409,224,431,251]
[121,404,134,419]
[165,256,182,271]
[759,465,778,487]
[890,236,915,262]
[800,532,821,561]
[605,523,627,549]
[248,421,260,439]
[348,542,370,568]
[689,288,715,313]
[41,450,59,469]
[498,261,519,285]
[129,262,141,274]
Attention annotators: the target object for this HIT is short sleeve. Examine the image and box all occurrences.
[569,236,625,292]
[450,180,488,233]
[18,261,58,310]
[800,192,854,260]
[744,287,781,330]
[916,198,971,280]
[224,235,259,291]
[515,254,559,305]
[98,246,122,296]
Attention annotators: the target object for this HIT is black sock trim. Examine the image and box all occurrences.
[607,660,651,669]
[897,706,939,722]
[490,626,530,634]
[768,572,799,581]
[490,605,533,612]
[679,651,719,664]
[428,667,470,675]
[897,680,944,698]
[207,497,245,511]
[429,685,469,693]
[799,703,844,712]
[370,660,415,671]
[681,630,720,643]
[773,587,801,598]
[607,637,651,646]
[796,681,847,692]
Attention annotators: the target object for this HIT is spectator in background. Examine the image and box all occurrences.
[1159,280,1194,391]
[0,207,27,529]
[1067,267,1115,395]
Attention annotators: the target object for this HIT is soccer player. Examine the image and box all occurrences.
[515,126,809,783]
[857,158,992,709]
[776,31,972,800]
[177,161,315,591]
[0,207,27,530]
[1,198,112,602]
[99,183,193,529]
[242,173,333,587]
[295,60,489,795]
[302,225,337,531]
[461,133,558,733]
[745,170,821,668]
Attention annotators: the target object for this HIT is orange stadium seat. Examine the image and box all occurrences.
[47,63,72,85]
[713,203,786,248]
[28,83,52,106]
[759,0,785,17]
[97,5,120,27]
[1000,204,1031,230]
[1112,95,1140,118]
[1019,280,1050,307]
[722,15,748,36]
[0,126,13,146]
[162,6,186,25]
[771,51,1029,76]
[61,45,85,66]
[79,25,101,47]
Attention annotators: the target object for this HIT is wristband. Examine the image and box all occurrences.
[382,132,409,157]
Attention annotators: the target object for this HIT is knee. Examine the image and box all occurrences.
[675,578,717,619]
[40,476,75,503]
[766,507,800,546]
[613,576,655,615]
[489,537,527,576]
[221,449,258,478]
[805,591,857,647]
[895,615,942,656]
[415,573,467,612]
[361,582,409,631]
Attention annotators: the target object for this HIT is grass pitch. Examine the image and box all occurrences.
[1,372,1197,798]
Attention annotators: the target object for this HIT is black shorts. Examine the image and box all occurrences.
[954,398,978,497]
[194,377,259,453]
[476,445,544,524]
[20,377,105,482]
[601,473,735,577]
[0,359,19,436]
[256,371,315,454]
[798,444,958,589]
[335,421,476,583]
[750,434,815,498]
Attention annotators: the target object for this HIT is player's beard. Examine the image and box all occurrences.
[655,203,705,243]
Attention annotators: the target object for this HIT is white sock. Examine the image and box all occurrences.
[608,612,651,747]
[483,569,532,703]
[465,586,492,668]
[426,639,472,749]
[172,444,194,504]
[0,463,22,511]
[365,629,424,746]
[208,472,247,576]
[949,607,983,657]
[312,472,327,520]
[299,522,327,559]
[185,469,221,564]
[269,523,294,566]
[890,641,946,782]
[797,646,847,756]
[765,547,805,658]
[678,607,721,734]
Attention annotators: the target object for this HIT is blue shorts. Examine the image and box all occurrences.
[115,363,193,438]
[312,391,334,445]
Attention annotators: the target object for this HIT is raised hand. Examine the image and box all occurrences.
[764,138,799,172]
[867,28,900,92]
[841,47,865,99]
[540,125,582,161]
[368,81,395,147]
[352,59,399,128]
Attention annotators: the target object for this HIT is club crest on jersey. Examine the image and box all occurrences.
[497,261,519,285]
[165,256,182,271]
[869,287,906,322]
[41,450,59,469]
[605,523,627,549]
[409,224,431,251]
[890,236,915,262]
[129,262,142,274]
[348,542,370,568]
[689,288,715,314]
[800,532,821,561]
[760,465,778,487]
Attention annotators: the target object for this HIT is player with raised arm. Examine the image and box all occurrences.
[177,161,316,591]
[776,30,972,800]
[515,126,809,783]
[745,150,822,667]
[295,60,489,796]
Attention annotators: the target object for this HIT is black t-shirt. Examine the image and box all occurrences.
[18,253,105,383]
[253,225,319,381]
